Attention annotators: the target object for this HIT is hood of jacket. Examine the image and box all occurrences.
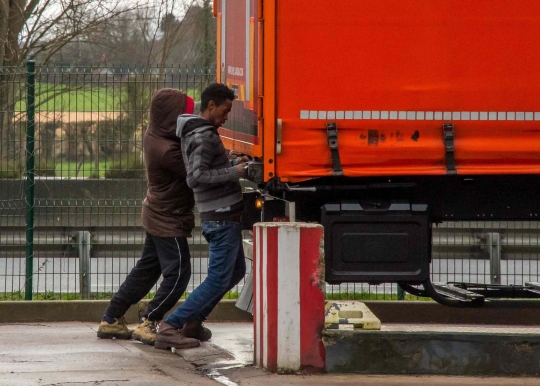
[149,89,194,139]
[176,114,216,139]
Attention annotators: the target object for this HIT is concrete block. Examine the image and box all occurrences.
[325,301,381,330]
[324,327,540,375]
[0,300,139,323]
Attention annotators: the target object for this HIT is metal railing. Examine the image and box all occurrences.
[0,62,218,300]
[0,196,254,300]
[3,194,540,300]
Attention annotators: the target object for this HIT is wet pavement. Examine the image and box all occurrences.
[0,321,216,386]
[2,321,540,386]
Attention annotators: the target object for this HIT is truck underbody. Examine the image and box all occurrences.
[247,173,540,307]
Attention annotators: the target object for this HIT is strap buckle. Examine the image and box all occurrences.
[326,123,343,176]
[443,123,457,175]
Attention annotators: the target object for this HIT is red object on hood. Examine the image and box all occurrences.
[185,96,195,114]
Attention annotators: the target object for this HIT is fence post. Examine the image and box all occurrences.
[397,284,405,300]
[74,231,92,299]
[24,60,36,300]
[487,232,501,285]
[253,222,326,373]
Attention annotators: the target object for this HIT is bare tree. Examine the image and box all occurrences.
[34,1,215,69]
[163,1,215,67]
[0,0,214,168]
[198,0,215,68]
[0,0,150,66]
[136,0,199,69]
[0,0,147,164]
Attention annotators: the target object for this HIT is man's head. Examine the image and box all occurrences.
[199,83,235,128]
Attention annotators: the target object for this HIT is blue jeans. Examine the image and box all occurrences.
[165,220,246,327]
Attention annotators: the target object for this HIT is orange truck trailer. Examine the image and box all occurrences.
[216,0,540,306]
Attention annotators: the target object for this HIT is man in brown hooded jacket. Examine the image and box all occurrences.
[97,88,199,349]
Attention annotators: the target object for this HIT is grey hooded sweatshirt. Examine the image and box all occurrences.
[176,114,243,220]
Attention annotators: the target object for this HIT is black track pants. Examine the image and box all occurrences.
[105,232,191,321]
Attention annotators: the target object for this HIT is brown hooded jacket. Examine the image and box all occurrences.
[141,88,195,237]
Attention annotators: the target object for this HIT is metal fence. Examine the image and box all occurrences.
[0,62,221,300]
[1,62,540,301]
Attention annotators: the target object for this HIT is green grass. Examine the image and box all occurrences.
[15,83,202,112]
[325,292,432,301]
[0,290,430,302]
[0,291,115,301]
[0,162,22,178]
[104,155,144,179]
[55,161,110,178]
[143,290,239,300]
[2,159,144,179]
[0,290,239,301]
[2,161,130,179]
[186,88,202,102]
[16,83,119,112]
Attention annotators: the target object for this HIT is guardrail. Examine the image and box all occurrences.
[2,181,540,299]
[0,195,226,299]
[2,213,540,299]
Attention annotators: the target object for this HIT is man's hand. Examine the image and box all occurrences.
[231,155,251,167]
[229,150,251,163]
[228,150,242,159]
[228,150,246,159]
[236,162,246,174]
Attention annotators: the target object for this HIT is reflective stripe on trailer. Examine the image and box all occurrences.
[300,110,540,121]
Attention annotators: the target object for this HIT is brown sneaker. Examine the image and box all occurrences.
[132,318,157,346]
[183,320,212,341]
[97,316,133,340]
[155,321,200,350]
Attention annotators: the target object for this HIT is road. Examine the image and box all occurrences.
[2,256,539,296]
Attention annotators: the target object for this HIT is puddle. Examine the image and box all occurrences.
[206,368,240,386]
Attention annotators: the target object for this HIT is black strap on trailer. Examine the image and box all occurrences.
[326,122,343,176]
[443,123,457,175]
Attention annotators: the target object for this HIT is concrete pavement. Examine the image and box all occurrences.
[2,321,540,386]
[0,322,217,386]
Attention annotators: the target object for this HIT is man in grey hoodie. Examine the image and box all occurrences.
[155,83,248,350]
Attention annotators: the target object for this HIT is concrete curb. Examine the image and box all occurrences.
[1,300,539,324]
[0,299,252,323]
[324,328,540,375]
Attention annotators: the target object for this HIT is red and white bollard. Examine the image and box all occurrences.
[253,222,326,373]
